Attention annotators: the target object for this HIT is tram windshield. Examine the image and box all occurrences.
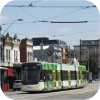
[21,63,41,85]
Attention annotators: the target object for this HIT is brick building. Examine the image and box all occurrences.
[20,38,33,62]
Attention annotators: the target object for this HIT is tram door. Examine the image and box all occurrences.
[52,70,56,89]
[68,71,71,88]
[76,71,79,87]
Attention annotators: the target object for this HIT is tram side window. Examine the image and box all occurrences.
[47,64,49,69]
[62,71,68,81]
[47,70,53,81]
[40,70,47,82]
[83,72,86,80]
[71,71,75,80]
[82,72,84,79]
[41,70,52,81]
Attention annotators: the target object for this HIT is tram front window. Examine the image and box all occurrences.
[22,63,41,85]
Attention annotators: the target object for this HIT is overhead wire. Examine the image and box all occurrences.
[4,3,96,22]
[18,0,42,21]
[5,5,96,8]
[52,30,99,37]
[2,3,98,48]
[1,20,99,25]
[44,6,93,21]
[19,7,39,21]
[31,0,42,4]
[1,29,99,38]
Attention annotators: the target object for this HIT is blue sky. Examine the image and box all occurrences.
[0,0,99,48]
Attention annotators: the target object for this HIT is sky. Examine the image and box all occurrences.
[0,0,99,49]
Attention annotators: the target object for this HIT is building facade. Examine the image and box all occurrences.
[33,44,62,63]
[0,25,5,65]
[1,33,21,88]
[0,35,5,65]
[0,25,6,89]
[33,38,68,64]
[20,38,33,62]
[74,40,99,64]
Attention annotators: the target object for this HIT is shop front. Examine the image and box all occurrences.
[5,67,14,89]
[0,67,8,90]
[13,63,21,80]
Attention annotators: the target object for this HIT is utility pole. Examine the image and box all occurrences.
[80,39,82,65]
[88,49,90,72]
[40,40,44,61]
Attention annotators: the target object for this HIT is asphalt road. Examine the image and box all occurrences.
[3,81,99,100]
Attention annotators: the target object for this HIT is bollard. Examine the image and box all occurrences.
[4,83,7,91]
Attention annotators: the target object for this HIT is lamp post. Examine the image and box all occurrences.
[2,19,23,35]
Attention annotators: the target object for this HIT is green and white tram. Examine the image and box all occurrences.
[21,62,87,92]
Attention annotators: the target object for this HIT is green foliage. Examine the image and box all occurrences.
[85,58,99,76]
[13,73,18,80]
[67,49,74,58]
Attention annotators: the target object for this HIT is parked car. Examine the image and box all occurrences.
[13,80,22,91]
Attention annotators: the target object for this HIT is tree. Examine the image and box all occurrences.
[67,48,74,58]
[85,58,99,77]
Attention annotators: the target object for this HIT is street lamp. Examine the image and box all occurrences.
[2,19,23,35]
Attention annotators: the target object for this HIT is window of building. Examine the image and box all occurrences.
[28,52,29,62]
[0,45,2,61]
[14,50,18,62]
[6,49,10,61]
[27,52,32,62]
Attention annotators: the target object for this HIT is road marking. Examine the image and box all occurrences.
[67,89,98,95]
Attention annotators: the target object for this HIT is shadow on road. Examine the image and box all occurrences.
[16,87,85,95]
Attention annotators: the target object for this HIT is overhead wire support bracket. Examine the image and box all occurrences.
[39,20,48,23]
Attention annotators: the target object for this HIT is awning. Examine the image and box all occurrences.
[0,67,9,70]
[5,67,13,76]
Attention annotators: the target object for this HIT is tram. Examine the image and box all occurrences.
[21,62,87,92]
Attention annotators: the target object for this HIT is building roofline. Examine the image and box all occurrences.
[81,39,99,41]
